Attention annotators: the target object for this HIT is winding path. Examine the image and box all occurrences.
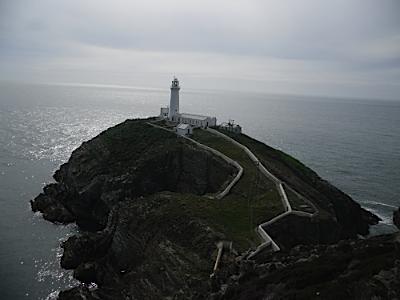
[206,128,318,255]
[148,121,319,254]
[146,122,243,199]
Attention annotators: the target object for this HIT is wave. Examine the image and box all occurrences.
[364,206,394,225]
[362,200,398,210]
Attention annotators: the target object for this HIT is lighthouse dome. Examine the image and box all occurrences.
[171,77,180,89]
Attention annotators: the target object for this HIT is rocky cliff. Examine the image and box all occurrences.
[217,130,380,240]
[212,232,400,300]
[32,119,236,230]
[30,118,397,299]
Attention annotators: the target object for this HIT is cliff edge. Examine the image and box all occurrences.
[31,118,395,300]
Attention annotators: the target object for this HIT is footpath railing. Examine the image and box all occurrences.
[147,122,317,255]
[206,128,317,256]
[146,122,243,199]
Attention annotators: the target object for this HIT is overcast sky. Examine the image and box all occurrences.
[1,0,399,99]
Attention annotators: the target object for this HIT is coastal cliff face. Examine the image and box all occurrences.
[212,233,400,300]
[59,193,226,299]
[394,208,400,229]
[30,118,396,299]
[32,119,237,299]
[217,131,380,240]
[32,119,236,230]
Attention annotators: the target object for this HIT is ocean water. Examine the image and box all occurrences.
[0,81,399,299]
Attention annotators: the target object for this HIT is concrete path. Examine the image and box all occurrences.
[146,122,243,200]
[147,122,318,255]
[206,128,318,255]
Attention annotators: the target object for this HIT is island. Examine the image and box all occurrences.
[30,78,400,299]
[31,117,400,299]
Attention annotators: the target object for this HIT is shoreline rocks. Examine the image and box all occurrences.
[30,119,393,299]
[393,208,400,229]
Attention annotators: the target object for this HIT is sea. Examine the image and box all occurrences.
[0,81,399,299]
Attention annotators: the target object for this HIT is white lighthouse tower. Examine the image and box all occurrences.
[169,77,180,120]
[159,77,218,131]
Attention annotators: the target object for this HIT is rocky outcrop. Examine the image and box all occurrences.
[31,119,238,298]
[31,119,236,230]
[394,208,400,229]
[58,286,96,300]
[30,118,392,299]
[212,233,400,300]
[262,213,341,250]
[30,183,76,223]
[218,131,380,239]
[59,193,226,299]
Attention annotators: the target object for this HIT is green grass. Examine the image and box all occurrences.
[216,129,316,180]
[164,192,283,251]
[98,122,285,251]
[284,184,315,213]
[215,128,323,212]
[188,129,284,250]
[148,118,176,130]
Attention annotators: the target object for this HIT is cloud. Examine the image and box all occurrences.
[0,0,399,99]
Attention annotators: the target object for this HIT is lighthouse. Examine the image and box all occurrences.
[169,77,180,120]
[159,77,217,130]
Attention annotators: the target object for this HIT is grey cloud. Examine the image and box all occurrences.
[0,0,399,99]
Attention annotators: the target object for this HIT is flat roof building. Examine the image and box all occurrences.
[220,120,242,134]
[175,113,216,128]
[176,123,193,136]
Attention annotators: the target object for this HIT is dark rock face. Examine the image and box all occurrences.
[394,208,400,229]
[31,120,236,230]
[59,194,225,299]
[30,183,76,223]
[263,214,341,250]
[31,119,236,299]
[30,119,393,299]
[213,234,400,300]
[211,206,400,300]
[58,286,95,300]
[222,131,381,239]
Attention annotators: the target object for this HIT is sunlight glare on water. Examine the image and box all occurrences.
[0,82,398,299]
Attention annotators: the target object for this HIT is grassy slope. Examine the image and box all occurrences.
[216,129,330,214]
[188,128,284,250]
[284,185,314,212]
[95,120,284,250]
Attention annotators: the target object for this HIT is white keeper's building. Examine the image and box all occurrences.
[160,77,217,129]
[176,123,193,136]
